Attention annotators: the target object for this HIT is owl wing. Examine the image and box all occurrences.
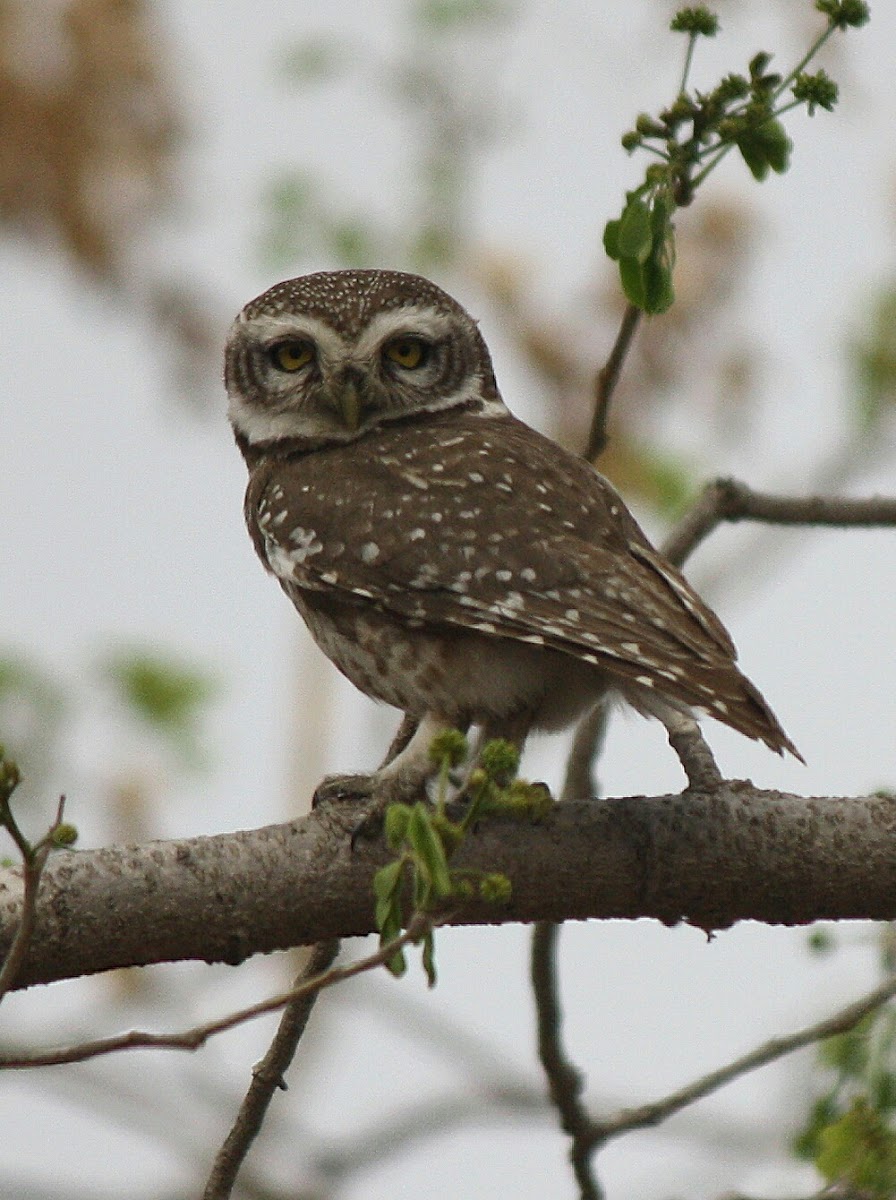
[250,413,793,751]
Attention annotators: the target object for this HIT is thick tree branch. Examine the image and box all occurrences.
[3,786,896,991]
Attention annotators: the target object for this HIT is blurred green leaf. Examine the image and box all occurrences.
[820,1015,873,1076]
[735,117,792,180]
[816,1099,896,1193]
[413,0,510,30]
[807,927,837,956]
[279,37,349,83]
[422,928,437,987]
[852,287,896,432]
[104,651,217,736]
[326,218,377,267]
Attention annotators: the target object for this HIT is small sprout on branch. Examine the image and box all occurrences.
[816,0,871,30]
[605,1,868,312]
[792,69,839,114]
[373,731,538,984]
[0,750,77,1000]
[669,7,719,37]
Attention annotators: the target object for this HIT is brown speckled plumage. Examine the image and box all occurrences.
[226,269,799,786]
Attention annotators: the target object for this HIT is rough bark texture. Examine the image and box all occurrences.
[3,786,896,990]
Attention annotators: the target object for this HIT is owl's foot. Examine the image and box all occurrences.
[313,768,434,844]
[312,772,379,807]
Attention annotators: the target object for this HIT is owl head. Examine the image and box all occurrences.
[225,269,505,451]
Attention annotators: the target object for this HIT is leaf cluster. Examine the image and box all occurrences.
[372,732,551,983]
[604,1,869,313]
[796,1004,896,1197]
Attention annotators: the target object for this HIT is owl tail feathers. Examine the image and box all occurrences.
[627,668,804,765]
[735,676,805,764]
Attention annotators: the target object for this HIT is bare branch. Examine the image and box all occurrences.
[586,303,642,461]
[0,918,433,1069]
[587,970,896,1146]
[3,787,896,992]
[203,938,340,1200]
[662,478,896,568]
[531,921,604,1200]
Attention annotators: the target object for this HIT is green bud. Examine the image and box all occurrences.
[428,728,468,769]
[51,823,78,848]
[792,69,839,114]
[670,6,719,36]
[480,873,513,904]
[479,738,520,785]
[816,0,870,30]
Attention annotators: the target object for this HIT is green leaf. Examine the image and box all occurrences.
[874,1073,896,1114]
[373,861,405,936]
[407,804,453,897]
[758,118,791,173]
[816,1099,896,1192]
[385,948,407,978]
[105,653,216,735]
[736,118,792,180]
[735,130,771,180]
[807,927,837,956]
[642,251,675,315]
[617,197,653,262]
[821,1017,873,1076]
[603,218,622,260]
[384,804,413,851]
[619,255,648,309]
[422,929,437,987]
[373,859,404,903]
[794,1094,840,1159]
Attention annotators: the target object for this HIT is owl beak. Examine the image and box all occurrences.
[336,378,362,431]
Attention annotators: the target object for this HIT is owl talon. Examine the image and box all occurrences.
[312,773,377,809]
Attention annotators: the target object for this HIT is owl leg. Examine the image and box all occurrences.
[378,712,420,769]
[377,712,458,788]
[659,709,723,791]
[475,711,534,763]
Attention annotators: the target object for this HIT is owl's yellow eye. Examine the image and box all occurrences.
[383,337,431,370]
[269,340,314,372]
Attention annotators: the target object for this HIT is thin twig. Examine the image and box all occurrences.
[586,971,896,1147]
[0,796,66,1003]
[662,477,896,568]
[531,922,604,1200]
[203,938,340,1200]
[0,915,437,1070]
[585,303,642,461]
[528,628,610,1198]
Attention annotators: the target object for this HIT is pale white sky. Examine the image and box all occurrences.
[1,3,894,1197]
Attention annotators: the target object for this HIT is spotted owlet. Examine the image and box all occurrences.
[225,269,799,800]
